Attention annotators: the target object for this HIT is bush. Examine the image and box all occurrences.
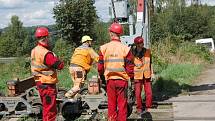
[179,42,214,63]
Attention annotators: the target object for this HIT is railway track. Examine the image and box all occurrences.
[3,97,215,121]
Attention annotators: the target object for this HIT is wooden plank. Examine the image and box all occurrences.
[17,76,35,93]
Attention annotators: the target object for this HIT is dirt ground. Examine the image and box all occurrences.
[170,63,215,121]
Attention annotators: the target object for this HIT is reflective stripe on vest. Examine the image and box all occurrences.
[32,71,54,76]
[105,59,125,72]
[31,62,48,69]
[104,59,124,62]
[106,67,125,72]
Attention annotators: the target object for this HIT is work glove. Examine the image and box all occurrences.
[130,77,135,91]
[128,78,135,105]
[99,75,106,89]
[151,73,158,82]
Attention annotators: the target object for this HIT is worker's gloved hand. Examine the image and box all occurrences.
[99,75,106,89]
[151,73,157,82]
[130,78,135,91]
[99,75,105,83]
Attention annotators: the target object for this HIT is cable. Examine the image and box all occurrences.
[111,0,118,22]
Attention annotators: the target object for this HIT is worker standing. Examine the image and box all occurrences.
[131,36,153,115]
[65,35,99,99]
[98,23,134,121]
[31,27,64,121]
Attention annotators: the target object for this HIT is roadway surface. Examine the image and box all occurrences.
[171,64,215,121]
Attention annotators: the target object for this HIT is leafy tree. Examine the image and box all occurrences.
[0,16,30,57]
[53,0,98,46]
[151,1,215,42]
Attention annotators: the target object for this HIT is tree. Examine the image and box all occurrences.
[168,5,212,40]
[53,0,97,46]
[0,16,30,57]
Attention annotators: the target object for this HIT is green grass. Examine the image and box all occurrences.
[57,66,72,89]
[159,64,202,85]
[152,64,203,99]
[0,58,31,94]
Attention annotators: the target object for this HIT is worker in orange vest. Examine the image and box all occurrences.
[65,35,98,99]
[31,27,64,121]
[131,36,153,115]
[98,23,134,121]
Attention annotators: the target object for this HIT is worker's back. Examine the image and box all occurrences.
[100,41,130,80]
[71,45,93,71]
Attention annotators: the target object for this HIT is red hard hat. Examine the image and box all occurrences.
[35,27,49,38]
[134,36,144,44]
[109,23,123,35]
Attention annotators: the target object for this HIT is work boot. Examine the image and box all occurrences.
[140,109,152,121]
[134,109,142,118]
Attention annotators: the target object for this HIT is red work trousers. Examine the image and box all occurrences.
[36,81,57,121]
[135,78,152,113]
[107,79,128,121]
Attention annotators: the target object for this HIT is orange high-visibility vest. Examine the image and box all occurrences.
[134,49,151,79]
[100,41,130,80]
[71,45,98,71]
[31,45,58,84]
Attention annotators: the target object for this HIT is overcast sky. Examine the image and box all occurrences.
[0,0,214,29]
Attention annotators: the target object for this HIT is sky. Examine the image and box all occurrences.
[0,0,214,29]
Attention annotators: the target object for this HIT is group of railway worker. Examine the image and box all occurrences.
[31,22,154,121]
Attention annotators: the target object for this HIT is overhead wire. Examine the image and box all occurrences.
[111,0,118,23]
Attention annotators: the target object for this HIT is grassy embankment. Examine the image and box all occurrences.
[152,38,214,99]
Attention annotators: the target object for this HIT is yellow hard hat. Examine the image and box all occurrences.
[81,35,93,43]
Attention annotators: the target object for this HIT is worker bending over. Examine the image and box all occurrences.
[65,35,98,99]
